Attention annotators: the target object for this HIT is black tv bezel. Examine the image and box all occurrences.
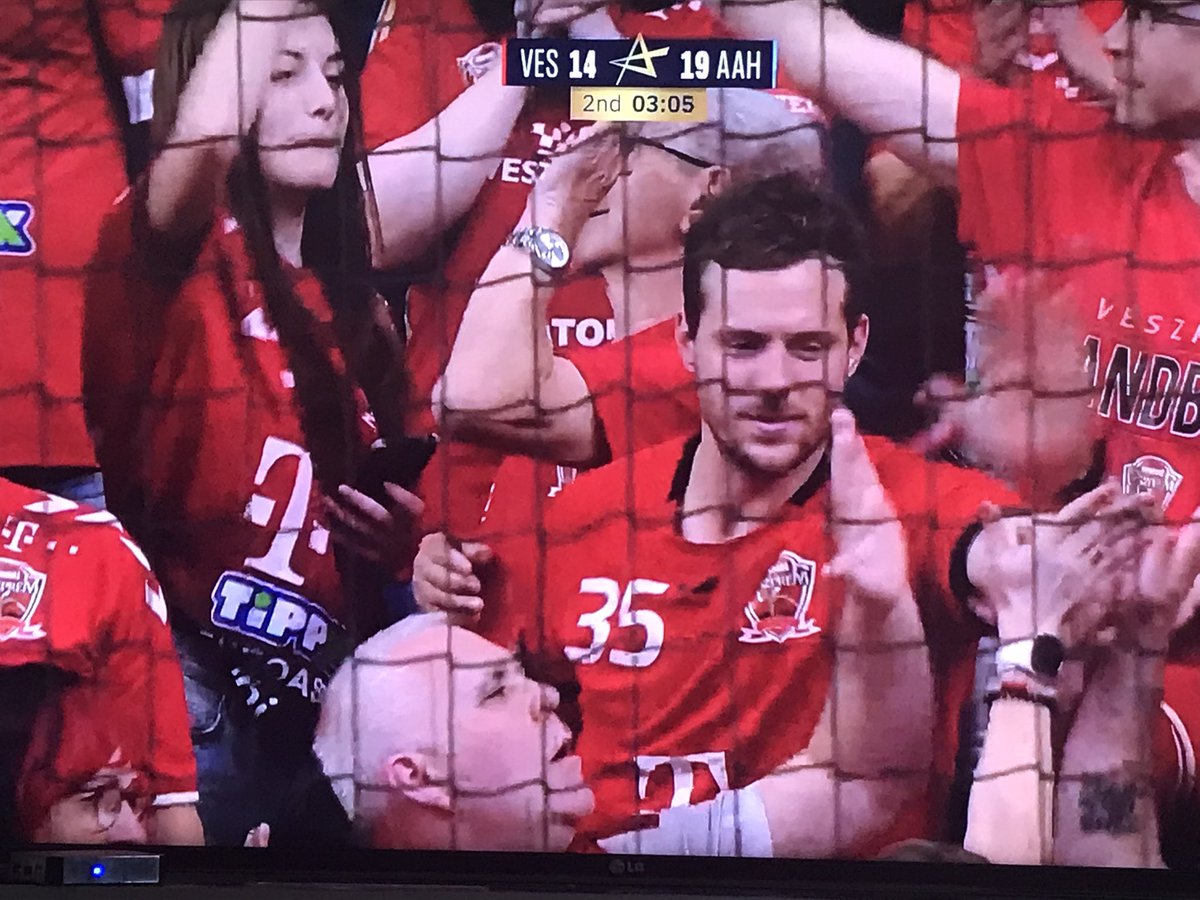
[20,845,1183,897]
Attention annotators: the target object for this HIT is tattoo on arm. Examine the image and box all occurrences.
[1077,774,1140,835]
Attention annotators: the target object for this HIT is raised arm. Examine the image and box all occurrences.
[1055,507,1200,868]
[364,63,530,269]
[762,409,933,857]
[433,126,624,466]
[708,0,960,183]
[962,487,1158,863]
[144,0,299,244]
[365,3,622,269]
[1054,646,1165,868]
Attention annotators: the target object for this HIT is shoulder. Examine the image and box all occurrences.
[0,480,168,644]
[573,319,681,385]
[958,74,1113,139]
[1,480,159,587]
[546,438,687,530]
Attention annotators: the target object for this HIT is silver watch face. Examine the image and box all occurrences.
[532,230,570,271]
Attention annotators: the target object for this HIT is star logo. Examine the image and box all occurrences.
[610,33,670,85]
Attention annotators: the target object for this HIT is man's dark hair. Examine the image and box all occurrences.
[682,172,870,338]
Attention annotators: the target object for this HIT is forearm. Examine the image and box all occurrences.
[436,238,601,466]
[712,0,959,180]
[764,594,932,857]
[148,803,205,845]
[833,594,932,779]
[145,0,294,240]
[437,244,557,417]
[964,697,1054,863]
[368,68,530,268]
[1054,648,1165,868]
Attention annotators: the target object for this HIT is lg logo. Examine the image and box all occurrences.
[608,858,646,876]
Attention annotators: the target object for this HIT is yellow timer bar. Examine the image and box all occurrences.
[570,88,707,123]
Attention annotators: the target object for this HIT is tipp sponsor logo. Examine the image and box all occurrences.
[0,201,35,256]
[211,571,338,659]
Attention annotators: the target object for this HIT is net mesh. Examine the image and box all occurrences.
[0,0,1196,871]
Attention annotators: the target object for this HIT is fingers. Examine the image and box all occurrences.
[244,823,270,848]
[323,484,426,566]
[412,533,489,616]
[1168,504,1200,595]
[535,6,602,28]
[552,120,622,159]
[461,541,495,566]
[384,482,425,519]
[332,485,391,530]
[908,417,962,457]
[516,0,606,30]
[828,408,894,521]
[323,486,396,562]
[1047,479,1122,527]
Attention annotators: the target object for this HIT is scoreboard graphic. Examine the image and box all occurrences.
[503,34,777,122]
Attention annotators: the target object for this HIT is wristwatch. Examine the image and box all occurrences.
[505,226,571,274]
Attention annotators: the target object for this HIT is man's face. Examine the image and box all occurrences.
[448,631,590,851]
[391,627,592,852]
[1104,3,1200,131]
[572,144,713,270]
[257,11,349,193]
[31,766,149,845]
[679,260,867,479]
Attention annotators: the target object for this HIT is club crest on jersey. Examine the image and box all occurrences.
[210,571,339,659]
[0,201,35,256]
[0,558,48,642]
[1122,455,1183,510]
[740,550,820,645]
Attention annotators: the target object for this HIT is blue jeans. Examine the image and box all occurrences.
[0,467,106,509]
[172,627,352,847]
[174,629,264,847]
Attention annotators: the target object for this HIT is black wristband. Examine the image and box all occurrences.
[949,520,986,605]
[1031,634,1066,679]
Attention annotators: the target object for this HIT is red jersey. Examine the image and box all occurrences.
[0,0,167,468]
[1156,661,1200,867]
[957,79,1200,524]
[475,318,698,537]
[486,435,1013,846]
[903,1,1122,80]
[83,199,372,711]
[0,476,196,810]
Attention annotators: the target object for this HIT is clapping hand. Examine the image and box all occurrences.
[824,408,913,610]
[914,270,1098,508]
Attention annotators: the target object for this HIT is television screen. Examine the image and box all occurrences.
[3,0,1200,893]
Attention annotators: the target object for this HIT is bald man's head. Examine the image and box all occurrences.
[314,615,592,851]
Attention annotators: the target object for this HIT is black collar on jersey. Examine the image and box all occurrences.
[667,433,832,509]
[1053,440,1108,507]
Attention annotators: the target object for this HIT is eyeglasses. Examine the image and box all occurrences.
[616,137,716,178]
[76,782,151,832]
[1125,1,1200,26]
[630,137,714,169]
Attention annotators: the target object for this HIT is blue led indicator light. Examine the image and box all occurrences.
[91,864,105,879]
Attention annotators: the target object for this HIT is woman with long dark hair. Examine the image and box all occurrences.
[84,0,416,845]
